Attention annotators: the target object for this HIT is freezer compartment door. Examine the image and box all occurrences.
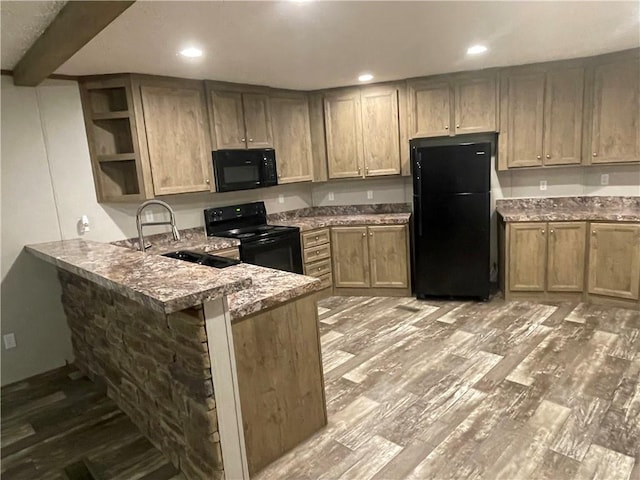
[413,192,490,298]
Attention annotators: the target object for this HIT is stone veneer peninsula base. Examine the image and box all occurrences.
[59,270,226,479]
[57,268,327,479]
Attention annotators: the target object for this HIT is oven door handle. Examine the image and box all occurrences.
[250,237,282,246]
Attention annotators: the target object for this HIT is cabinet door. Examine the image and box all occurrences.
[588,223,640,300]
[270,93,313,184]
[331,227,369,288]
[590,56,640,163]
[453,74,497,134]
[368,225,409,288]
[210,90,246,149]
[324,90,364,179]
[407,79,451,138]
[140,82,212,195]
[547,222,586,292]
[242,93,273,148]
[544,67,584,166]
[361,86,401,176]
[503,72,545,168]
[509,223,547,291]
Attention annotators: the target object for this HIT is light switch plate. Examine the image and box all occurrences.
[539,180,547,191]
[600,174,609,186]
[3,333,16,349]
[367,190,374,200]
[328,192,335,201]
[278,194,284,204]
[145,211,154,222]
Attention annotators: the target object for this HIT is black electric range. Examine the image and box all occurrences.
[204,202,303,274]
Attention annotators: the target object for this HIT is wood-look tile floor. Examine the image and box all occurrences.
[1,365,183,480]
[255,296,640,480]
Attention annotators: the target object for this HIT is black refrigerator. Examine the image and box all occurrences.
[411,134,494,301]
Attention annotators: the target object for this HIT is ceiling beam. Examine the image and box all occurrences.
[12,1,136,87]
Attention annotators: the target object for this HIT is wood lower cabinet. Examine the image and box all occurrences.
[368,225,409,288]
[332,225,409,291]
[588,223,640,300]
[508,223,547,291]
[270,93,313,184]
[137,78,213,195]
[302,228,333,292]
[232,294,326,475]
[503,220,640,308]
[547,222,586,291]
[331,226,370,288]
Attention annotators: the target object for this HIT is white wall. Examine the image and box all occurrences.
[0,76,312,386]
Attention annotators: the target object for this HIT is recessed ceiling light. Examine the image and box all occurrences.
[467,45,488,55]
[358,73,374,82]
[179,47,203,58]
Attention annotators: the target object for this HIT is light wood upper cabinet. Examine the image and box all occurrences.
[324,89,364,179]
[242,93,273,148]
[509,223,547,291]
[407,79,451,138]
[544,67,584,166]
[453,74,497,135]
[331,226,369,288]
[502,72,546,168]
[138,79,213,195]
[408,73,497,139]
[588,223,640,300]
[207,84,273,150]
[324,86,401,179]
[360,85,401,176]
[500,65,585,170]
[547,222,586,292]
[588,55,640,164]
[209,90,246,149]
[368,225,409,288]
[270,93,313,184]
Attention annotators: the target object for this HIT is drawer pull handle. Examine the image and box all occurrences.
[318,267,322,271]
[315,236,319,240]
[316,250,320,254]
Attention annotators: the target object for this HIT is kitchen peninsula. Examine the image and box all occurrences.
[25,239,325,480]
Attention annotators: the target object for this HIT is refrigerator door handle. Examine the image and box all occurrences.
[414,157,423,236]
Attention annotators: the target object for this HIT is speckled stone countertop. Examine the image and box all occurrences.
[497,196,640,222]
[25,239,251,314]
[111,228,239,255]
[267,204,412,232]
[225,264,321,320]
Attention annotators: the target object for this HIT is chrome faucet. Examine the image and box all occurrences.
[135,200,181,251]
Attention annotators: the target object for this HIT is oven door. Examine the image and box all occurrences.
[240,233,303,274]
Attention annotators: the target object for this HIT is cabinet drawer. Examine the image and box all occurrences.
[303,243,331,263]
[317,273,332,290]
[302,228,330,249]
[213,247,240,260]
[305,258,332,277]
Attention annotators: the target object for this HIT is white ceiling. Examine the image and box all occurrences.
[0,0,66,70]
[2,1,639,90]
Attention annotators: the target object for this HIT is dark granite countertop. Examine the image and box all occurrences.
[25,239,252,314]
[225,264,321,320]
[496,196,640,222]
[111,228,239,255]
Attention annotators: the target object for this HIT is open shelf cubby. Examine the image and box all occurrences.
[88,87,129,114]
[99,160,140,197]
[92,118,134,156]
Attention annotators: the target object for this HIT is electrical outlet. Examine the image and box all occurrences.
[145,211,154,222]
[600,174,610,186]
[539,180,547,191]
[367,190,374,200]
[3,333,16,350]
[278,194,284,204]
[328,192,335,201]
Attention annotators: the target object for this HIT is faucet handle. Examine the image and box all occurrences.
[172,225,181,242]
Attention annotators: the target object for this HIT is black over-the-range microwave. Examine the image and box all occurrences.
[212,149,278,193]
